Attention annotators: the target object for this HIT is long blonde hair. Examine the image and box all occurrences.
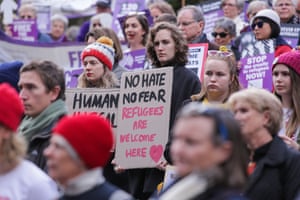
[77,65,119,88]
[0,127,27,166]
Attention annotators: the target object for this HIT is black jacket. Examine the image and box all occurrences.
[245,136,300,200]
[59,182,133,200]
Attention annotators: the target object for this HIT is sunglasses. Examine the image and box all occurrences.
[251,21,264,30]
[208,50,233,57]
[212,32,228,38]
[20,15,34,19]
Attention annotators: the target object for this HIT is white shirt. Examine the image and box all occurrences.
[0,160,59,200]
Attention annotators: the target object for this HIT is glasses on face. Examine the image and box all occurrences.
[207,50,233,57]
[221,2,237,8]
[212,32,228,38]
[275,3,293,7]
[20,15,34,19]
[177,21,196,27]
[251,21,264,30]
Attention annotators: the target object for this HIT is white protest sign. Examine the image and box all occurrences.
[186,43,208,81]
[115,67,173,169]
[65,88,120,130]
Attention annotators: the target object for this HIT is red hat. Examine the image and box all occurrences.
[0,83,24,131]
[52,114,114,169]
[273,50,300,76]
[81,36,115,70]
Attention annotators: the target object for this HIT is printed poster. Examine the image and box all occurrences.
[11,19,38,42]
[119,48,146,71]
[239,39,275,91]
[186,43,208,81]
[280,24,300,48]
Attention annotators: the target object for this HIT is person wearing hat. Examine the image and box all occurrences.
[0,61,23,92]
[44,114,133,200]
[0,83,59,200]
[251,9,292,57]
[272,49,300,150]
[78,36,119,88]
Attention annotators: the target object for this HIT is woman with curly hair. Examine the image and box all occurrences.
[78,36,119,88]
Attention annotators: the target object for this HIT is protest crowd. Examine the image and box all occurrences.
[1,0,300,199]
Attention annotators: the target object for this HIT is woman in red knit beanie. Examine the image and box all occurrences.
[272,49,300,150]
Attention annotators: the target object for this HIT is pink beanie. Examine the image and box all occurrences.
[0,83,24,131]
[81,36,115,70]
[273,50,300,76]
[52,114,114,169]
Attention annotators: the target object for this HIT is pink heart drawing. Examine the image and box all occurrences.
[150,145,163,163]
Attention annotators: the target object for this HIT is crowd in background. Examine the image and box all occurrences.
[1,0,300,199]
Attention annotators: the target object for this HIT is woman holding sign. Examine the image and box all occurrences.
[191,47,241,105]
[123,22,201,199]
[251,9,291,57]
[272,50,300,150]
[78,36,119,88]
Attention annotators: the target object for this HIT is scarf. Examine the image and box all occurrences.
[62,168,105,196]
[19,99,68,142]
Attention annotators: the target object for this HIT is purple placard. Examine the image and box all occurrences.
[239,53,274,91]
[119,48,146,71]
[280,24,300,48]
[65,50,84,88]
[112,0,146,42]
[200,0,223,41]
[36,5,51,33]
[11,19,38,42]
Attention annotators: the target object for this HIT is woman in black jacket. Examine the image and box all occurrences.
[228,87,300,200]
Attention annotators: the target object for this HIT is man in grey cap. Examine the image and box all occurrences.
[77,0,112,41]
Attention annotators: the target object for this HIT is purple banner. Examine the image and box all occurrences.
[239,53,274,91]
[11,19,38,42]
[119,48,146,71]
[280,24,300,48]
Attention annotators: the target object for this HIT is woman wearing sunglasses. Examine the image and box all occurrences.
[251,9,291,57]
[228,87,300,200]
[212,18,236,49]
[156,102,248,200]
[272,50,300,150]
[191,48,240,105]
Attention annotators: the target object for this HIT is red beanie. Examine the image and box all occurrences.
[52,114,114,169]
[0,83,24,131]
[81,36,115,70]
[273,50,300,76]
